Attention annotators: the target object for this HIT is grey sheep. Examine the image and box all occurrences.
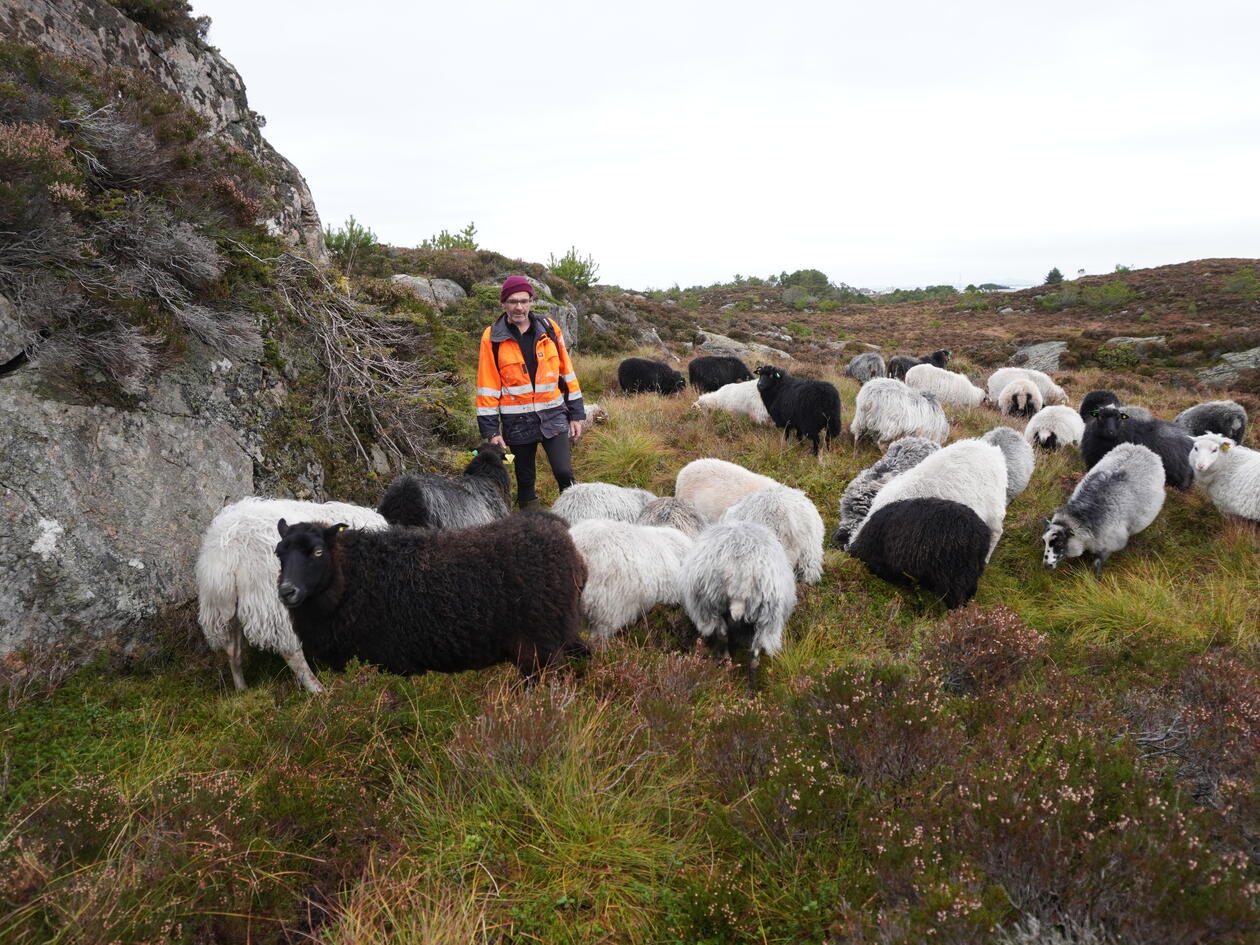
[845,351,887,382]
[1175,400,1247,442]
[832,436,940,549]
[981,425,1035,503]
[551,482,657,525]
[636,496,705,537]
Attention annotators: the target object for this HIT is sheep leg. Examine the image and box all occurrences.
[747,648,761,694]
[281,647,325,694]
[1092,554,1108,578]
[224,622,247,691]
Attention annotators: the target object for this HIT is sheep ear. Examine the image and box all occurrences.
[324,523,348,542]
[1221,442,1231,451]
[277,518,289,537]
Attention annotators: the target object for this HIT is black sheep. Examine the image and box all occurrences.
[888,349,950,381]
[275,512,589,679]
[617,357,686,394]
[687,355,754,393]
[1079,389,1120,420]
[1081,404,1194,490]
[846,498,990,609]
[754,364,842,455]
[377,442,512,528]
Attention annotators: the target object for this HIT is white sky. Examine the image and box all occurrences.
[197,0,1259,290]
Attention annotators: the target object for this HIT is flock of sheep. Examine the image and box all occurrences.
[194,351,1257,694]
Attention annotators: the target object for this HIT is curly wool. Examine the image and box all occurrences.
[1024,405,1085,451]
[997,379,1043,418]
[551,482,657,525]
[981,425,1035,502]
[675,457,780,523]
[755,365,843,455]
[849,378,949,445]
[636,496,705,537]
[845,352,887,382]
[693,379,774,425]
[688,355,754,393]
[986,367,1067,406]
[377,443,511,529]
[721,484,825,584]
[832,436,941,549]
[1190,434,1260,521]
[618,357,685,394]
[1082,404,1194,490]
[1176,400,1247,442]
[906,362,985,407]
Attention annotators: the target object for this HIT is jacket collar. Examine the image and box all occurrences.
[489,311,537,343]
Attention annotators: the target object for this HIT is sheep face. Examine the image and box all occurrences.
[276,520,344,607]
[1093,404,1131,440]
[1041,519,1082,569]
[1191,435,1236,475]
[754,365,785,391]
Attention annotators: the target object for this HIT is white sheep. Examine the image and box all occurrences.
[568,519,694,642]
[849,378,950,446]
[580,402,610,434]
[550,482,656,525]
[1024,405,1086,451]
[905,362,986,407]
[681,520,797,691]
[986,367,1068,406]
[636,496,706,537]
[997,379,1043,418]
[196,497,388,693]
[1190,434,1260,522]
[720,484,825,583]
[693,379,774,425]
[981,426,1035,502]
[851,438,1008,562]
[675,457,780,523]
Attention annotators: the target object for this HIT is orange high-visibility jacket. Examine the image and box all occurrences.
[476,315,585,443]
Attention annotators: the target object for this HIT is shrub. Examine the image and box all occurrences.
[1094,343,1139,370]
[418,221,477,251]
[106,0,211,43]
[1221,266,1260,300]
[1082,280,1137,312]
[920,604,1048,695]
[324,214,378,274]
[547,245,600,289]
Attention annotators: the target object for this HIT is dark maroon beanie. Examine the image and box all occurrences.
[500,275,535,303]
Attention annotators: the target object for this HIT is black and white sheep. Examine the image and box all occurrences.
[981,426,1035,503]
[636,496,706,537]
[551,482,657,525]
[986,367,1067,406]
[680,520,797,691]
[906,362,986,407]
[688,355,754,393]
[997,379,1043,418]
[848,498,991,610]
[1042,442,1166,576]
[845,352,887,382]
[618,357,686,395]
[274,512,589,678]
[1082,404,1194,490]
[693,379,773,425]
[849,378,949,446]
[888,349,951,381]
[1190,434,1260,522]
[377,442,511,528]
[754,364,843,455]
[832,436,941,549]
[1176,400,1248,442]
[1024,405,1086,451]
[720,484,825,584]
[675,457,780,523]
[196,497,388,693]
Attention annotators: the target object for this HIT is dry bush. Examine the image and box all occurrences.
[921,604,1049,696]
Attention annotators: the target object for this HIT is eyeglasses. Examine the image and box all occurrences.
[505,298,533,307]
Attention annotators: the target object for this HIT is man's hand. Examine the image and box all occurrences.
[489,434,507,449]
[569,420,582,442]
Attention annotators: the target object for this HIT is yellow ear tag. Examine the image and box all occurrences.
[1221,442,1231,451]
[336,524,348,532]
[504,453,515,464]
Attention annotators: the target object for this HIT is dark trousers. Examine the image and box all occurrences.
[512,434,575,506]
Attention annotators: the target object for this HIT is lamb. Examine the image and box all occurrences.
[1024,405,1086,451]
[568,519,694,641]
[675,457,779,523]
[986,367,1067,406]
[905,362,986,407]
[1042,443,1166,576]
[720,484,825,583]
[680,520,797,691]
[888,349,951,381]
[832,436,941,549]
[850,438,1008,562]
[377,442,511,528]
[848,498,991,609]
[981,426,1035,502]
[754,364,843,455]
[551,482,657,525]
[618,357,686,395]
[636,496,705,537]
[693,379,773,425]
[845,352,887,382]
[1079,390,1151,422]
[274,512,588,678]
[1189,434,1260,522]
[688,355,754,393]
[849,378,949,446]
[1176,400,1248,442]
[1081,404,1194,490]
[195,497,388,693]
[997,379,1043,418]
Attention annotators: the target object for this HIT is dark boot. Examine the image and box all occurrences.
[519,497,541,511]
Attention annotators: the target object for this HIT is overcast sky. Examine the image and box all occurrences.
[197,0,1258,291]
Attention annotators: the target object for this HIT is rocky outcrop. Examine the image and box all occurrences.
[1,0,325,259]
[391,275,467,308]
[1104,336,1167,357]
[695,330,792,362]
[1009,341,1068,372]
[1198,346,1260,387]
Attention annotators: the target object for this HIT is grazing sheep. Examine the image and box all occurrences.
[551,482,657,525]
[1176,400,1248,442]
[848,498,991,609]
[196,497,388,693]
[569,519,694,641]
[618,357,686,395]
[688,355,754,393]
[906,362,986,407]
[849,378,950,446]
[852,438,1008,562]
[986,367,1067,406]
[274,512,588,678]
[1189,434,1260,521]
[997,379,1043,418]
[845,352,887,382]
[754,364,843,455]
[680,520,797,691]
[377,442,511,528]
[1082,404,1194,490]
[721,484,825,583]
[675,457,779,523]
[888,349,951,381]
[580,402,609,434]
[693,379,774,425]
[1079,390,1151,422]
[636,496,705,537]
[981,426,1035,502]
[832,436,941,549]
[1042,443,1166,576]
[1024,405,1086,451]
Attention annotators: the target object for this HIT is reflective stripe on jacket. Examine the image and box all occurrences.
[476,314,585,443]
